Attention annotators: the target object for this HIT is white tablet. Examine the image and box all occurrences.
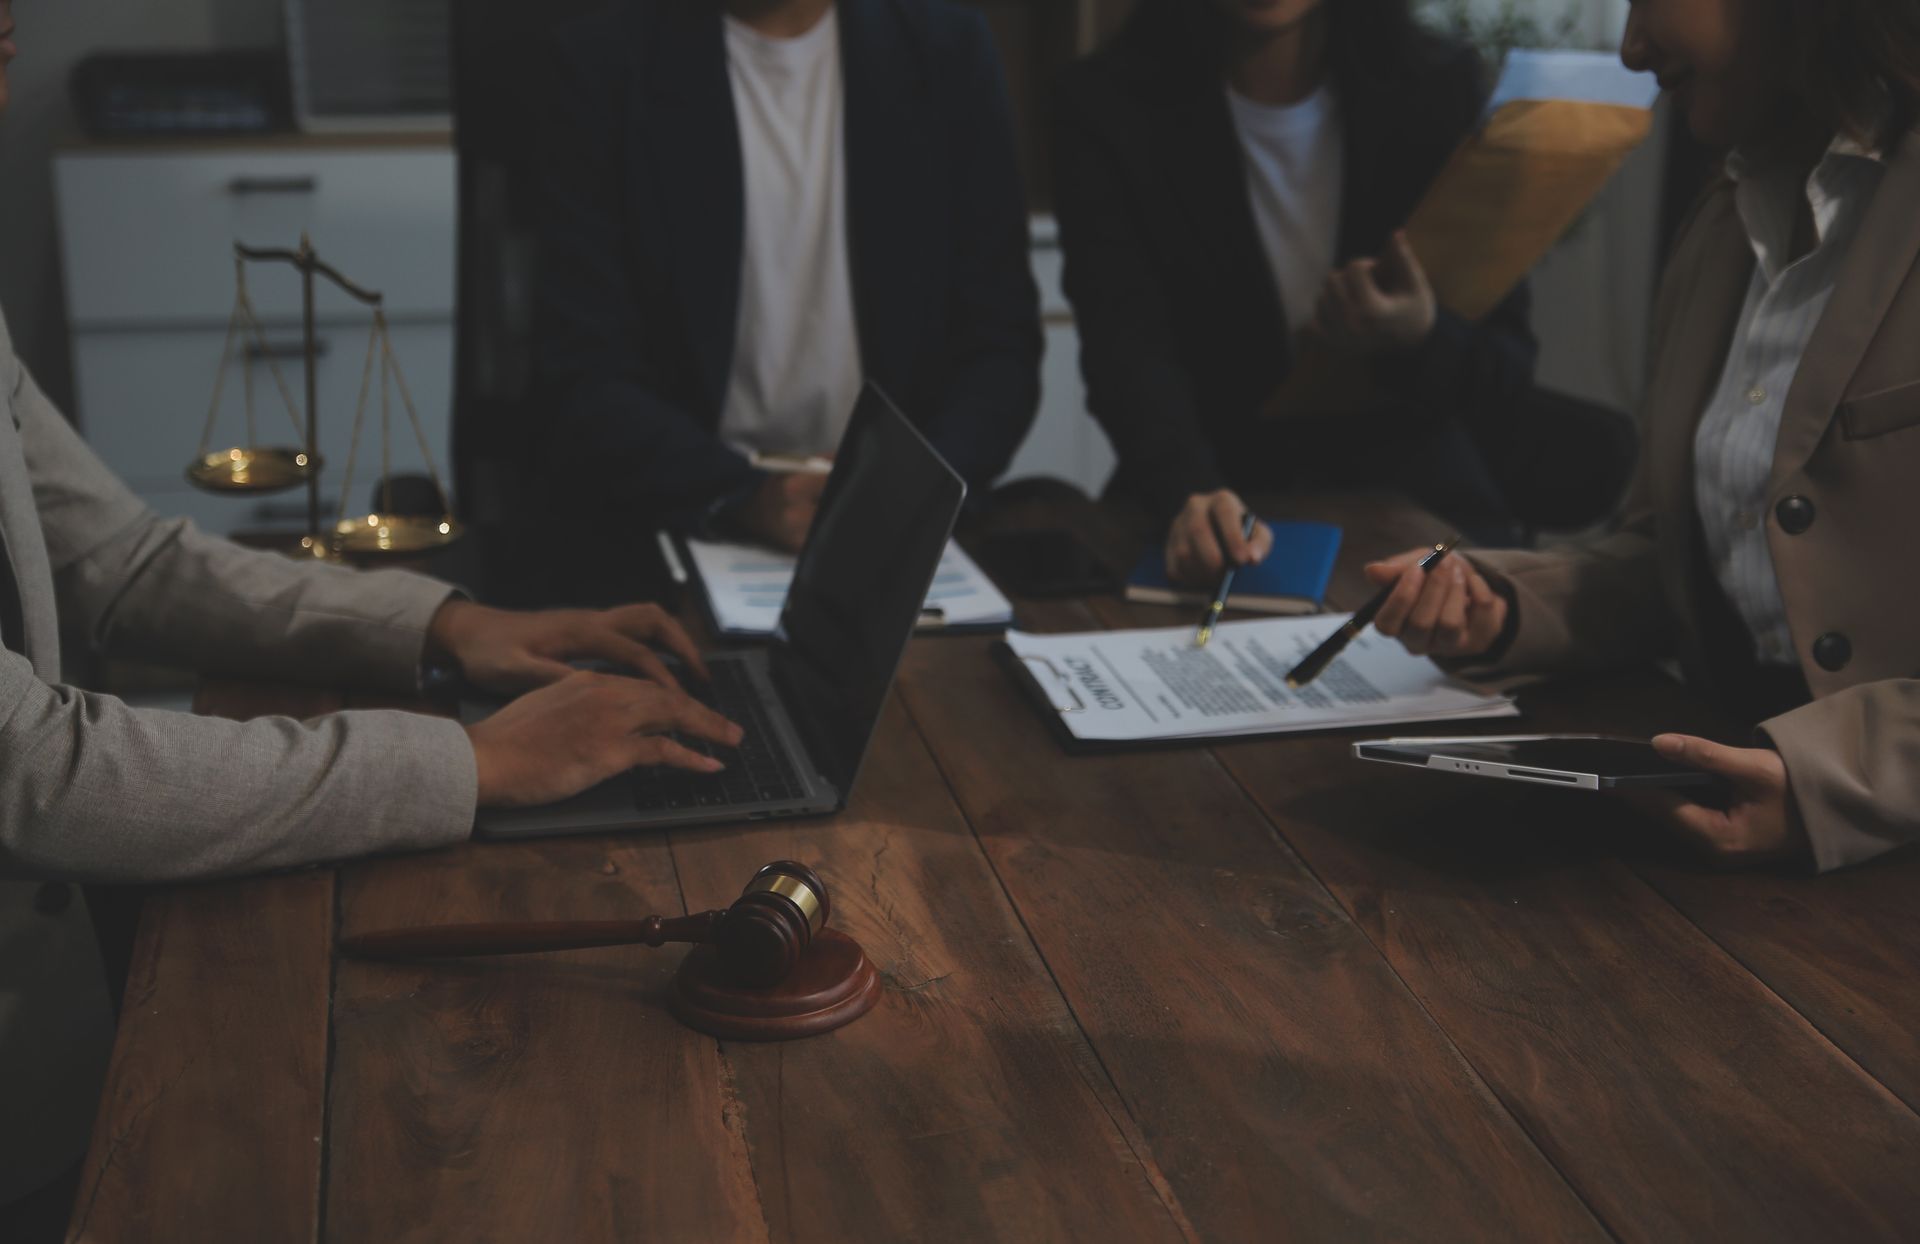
[1353,734,1719,791]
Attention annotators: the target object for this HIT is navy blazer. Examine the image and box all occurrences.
[1053,8,1539,522]
[534,0,1043,526]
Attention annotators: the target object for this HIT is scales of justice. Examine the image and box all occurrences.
[187,236,462,559]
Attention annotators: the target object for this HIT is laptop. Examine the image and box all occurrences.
[473,382,966,839]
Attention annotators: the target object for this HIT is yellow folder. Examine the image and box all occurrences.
[1265,98,1655,419]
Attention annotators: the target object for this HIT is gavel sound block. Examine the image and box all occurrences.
[339,861,879,1041]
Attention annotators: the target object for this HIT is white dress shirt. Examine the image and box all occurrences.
[718,8,864,459]
[1694,133,1886,665]
[1225,82,1345,328]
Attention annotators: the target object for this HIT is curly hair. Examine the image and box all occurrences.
[1782,0,1920,145]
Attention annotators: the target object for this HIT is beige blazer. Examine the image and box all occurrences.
[0,307,477,1200]
[1467,126,1920,874]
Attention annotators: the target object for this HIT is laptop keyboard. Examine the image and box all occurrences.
[632,656,809,812]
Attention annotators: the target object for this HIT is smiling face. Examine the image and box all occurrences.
[0,0,15,115]
[1207,0,1325,39]
[1621,0,1795,147]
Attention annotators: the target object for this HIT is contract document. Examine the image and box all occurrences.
[685,537,1014,637]
[1003,616,1517,745]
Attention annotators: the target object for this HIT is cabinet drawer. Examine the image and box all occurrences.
[55,147,455,326]
[71,322,455,524]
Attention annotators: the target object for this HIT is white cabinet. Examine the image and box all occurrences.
[54,137,456,537]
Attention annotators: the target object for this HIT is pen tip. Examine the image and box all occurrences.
[1284,677,1300,689]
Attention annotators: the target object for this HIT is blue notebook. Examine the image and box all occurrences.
[1125,521,1342,615]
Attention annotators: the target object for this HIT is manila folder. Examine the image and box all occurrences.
[1266,98,1654,420]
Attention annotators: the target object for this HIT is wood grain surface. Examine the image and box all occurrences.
[326,832,765,1243]
[67,683,342,1244]
[665,694,1190,1244]
[70,497,1920,1243]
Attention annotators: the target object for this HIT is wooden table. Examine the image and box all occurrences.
[68,495,1920,1243]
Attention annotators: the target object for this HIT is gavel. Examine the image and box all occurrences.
[339,860,829,989]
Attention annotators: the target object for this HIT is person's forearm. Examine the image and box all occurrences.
[60,510,457,694]
[925,356,1040,491]
[1454,527,1669,677]
[0,669,474,884]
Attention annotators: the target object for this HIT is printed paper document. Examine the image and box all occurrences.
[1005,616,1517,743]
[685,537,1014,637]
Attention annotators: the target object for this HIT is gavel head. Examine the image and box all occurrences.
[714,861,831,987]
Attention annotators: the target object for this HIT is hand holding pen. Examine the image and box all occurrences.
[1285,538,1491,686]
[1362,541,1507,659]
[1194,510,1259,647]
[1166,489,1274,586]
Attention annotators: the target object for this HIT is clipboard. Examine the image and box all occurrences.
[992,640,1289,755]
[992,622,1520,755]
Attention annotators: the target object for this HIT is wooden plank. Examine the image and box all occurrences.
[667,691,1192,1244]
[1202,658,1920,1241]
[68,873,336,1244]
[1637,853,1920,1115]
[897,621,1605,1241]
[324,831,768,1242]
[70,680,343,1244]
[1449,671,1920,1118]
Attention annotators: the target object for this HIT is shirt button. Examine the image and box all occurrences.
[1747,385,1767,405]
[1775,495,1816,534]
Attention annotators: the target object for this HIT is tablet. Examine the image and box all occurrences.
[1352,734,1720,791]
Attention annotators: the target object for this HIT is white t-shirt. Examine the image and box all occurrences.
[1225,82,1345,328]
[718,8,863,458]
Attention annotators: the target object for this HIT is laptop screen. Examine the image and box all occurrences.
[771,383,965,797]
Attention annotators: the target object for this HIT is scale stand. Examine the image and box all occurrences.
[188,235,462,560]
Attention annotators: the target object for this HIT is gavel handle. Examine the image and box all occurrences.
[338,910,726,960]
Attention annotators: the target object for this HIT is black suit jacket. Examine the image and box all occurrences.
[534,0,1042,528]
[1053,12,1538,521]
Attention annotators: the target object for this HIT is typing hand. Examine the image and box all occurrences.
[465,670,743,808]
[1311,230,1438,357]
[1618,735,1812,868]
[1166,490,1274,587]
[1364,547,1507,658]
[739,470,829,553]
[427,599,708,696]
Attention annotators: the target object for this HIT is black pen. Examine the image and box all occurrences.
[1284,537,1458,687]
[1194,511,1260,648]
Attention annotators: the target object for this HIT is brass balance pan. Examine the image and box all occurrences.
[332,513,465,557]
[186,446,320,494]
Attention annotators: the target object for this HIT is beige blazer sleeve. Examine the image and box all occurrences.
[1461,507,1675,677]
[1762,684,1920,873]
[0,323,476,884]
[19,349,459,691]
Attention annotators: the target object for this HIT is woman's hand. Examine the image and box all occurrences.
[1311,231,1438,356]
[428,599,708,696]
[1624,735,1813,867]
[1166,490,1274,586]
[1364,548,1508,659]
[466,670,743,807]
